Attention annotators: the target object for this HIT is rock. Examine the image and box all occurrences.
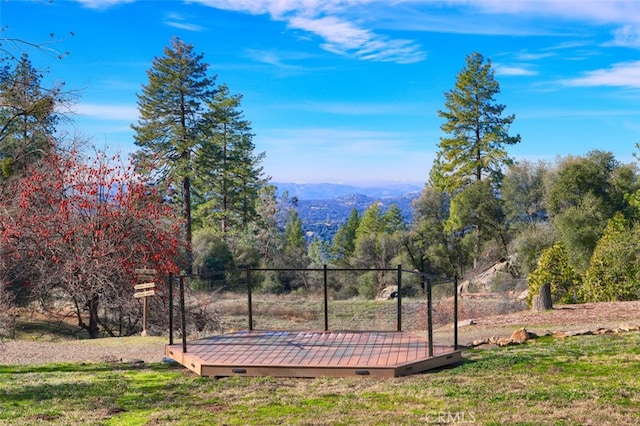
[470,338,489,347]
[457,280,469,295]
[516,289,529,301]
[564,330,593,337]
[596,328,615,335]
[376,285,398,301]
[496,337,516,347]
[458,319,477,327]
[510,327,529,343]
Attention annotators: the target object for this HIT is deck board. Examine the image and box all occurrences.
[165,330,461,378]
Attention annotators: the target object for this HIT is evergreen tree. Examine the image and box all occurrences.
[527,242,581,306]
[194,84,267,235]
[383,204,406,233]
[405,187,456,276]
[132,37,216,272]
[331,208,360,261]
[0,53,59,179]
[308,238,331,266]
[356,203,385,240]
[265,209,310,293]
[446,180,508,261]
[353,203,404,297]
[430,52,520,195]
[284,210,305,255]
[429,52,519,271]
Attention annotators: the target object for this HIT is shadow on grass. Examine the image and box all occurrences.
[0,361,181,375]
[0,362,189,408]
[13,320,87,339]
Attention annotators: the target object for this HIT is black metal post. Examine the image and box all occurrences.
[179,275,187,354]
[396,264,402,332]
[453,275,458,350]
[169,275,174,346]
[247,266,253,331]
[323,264,329,331]
[426,277,433,357]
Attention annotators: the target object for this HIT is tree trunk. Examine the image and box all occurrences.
[87,295,100,338]
[532,283,553,311]
[183,174,193,275]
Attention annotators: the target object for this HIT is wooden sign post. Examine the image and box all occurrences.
[134,269,157,336]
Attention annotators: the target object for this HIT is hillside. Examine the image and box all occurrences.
[274,183,422,241]
[274,182,422,200]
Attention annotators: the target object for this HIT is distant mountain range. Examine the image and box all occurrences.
[273,183,423,241]
[274,182,423,200]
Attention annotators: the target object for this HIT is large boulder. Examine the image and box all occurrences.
[376,285,398,300]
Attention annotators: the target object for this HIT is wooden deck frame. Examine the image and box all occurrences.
[166,267,461,378]
[165,330,462,379]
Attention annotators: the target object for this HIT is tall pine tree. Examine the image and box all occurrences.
[430,52,520,195]
[132,38,221,275]
[194,84,267,235]
[430,52,520,269]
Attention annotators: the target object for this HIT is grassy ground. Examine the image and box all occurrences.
[1,331,638,425]
[202,292,522,335]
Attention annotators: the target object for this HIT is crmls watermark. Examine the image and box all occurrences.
[425,411,476,424]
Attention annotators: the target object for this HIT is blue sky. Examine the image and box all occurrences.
[2,0,639,185]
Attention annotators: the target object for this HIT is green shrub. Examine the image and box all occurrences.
[581,213,640,302]
[527,242,582,305]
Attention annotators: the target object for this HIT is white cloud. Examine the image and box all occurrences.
[74,0,135,10]
[453,0,640,25]
[289,15,424,63]
[74,0,640,63]
[562,60,640,89]
[244,49,292,68]
[189,0,371,19]
[610,24,640,48]
[191,0,424,64]
[516,52,556,61]
[73,103,138,121]
[494,64,537,76]
[163,12,205,32]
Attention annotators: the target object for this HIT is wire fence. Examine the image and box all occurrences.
[167,266,459,354]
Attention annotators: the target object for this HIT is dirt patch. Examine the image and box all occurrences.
[1,301,638,365]
[446,300,640,345]
[473,300,640,329]
[0,336,167,366]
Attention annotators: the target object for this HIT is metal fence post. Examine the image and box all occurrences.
[179,275,187,354]
[426,277,433,357]
[453,274,458,350]
[323,265,329,331]
[168,275,174,346]
[247,266,253,331]
[397,264,402,332]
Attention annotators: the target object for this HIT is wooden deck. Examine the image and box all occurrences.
[165,330,462,378]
